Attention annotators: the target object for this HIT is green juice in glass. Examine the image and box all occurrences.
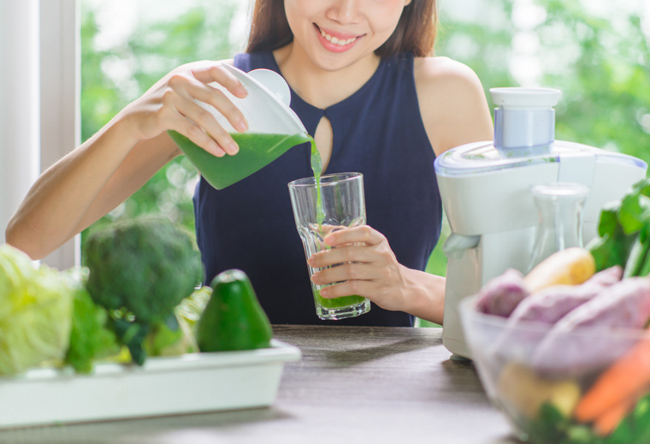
[314,289,366,309]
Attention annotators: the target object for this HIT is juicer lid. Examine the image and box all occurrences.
[434,140,646,177]
[490,87,561,108]
[196,64,308,136]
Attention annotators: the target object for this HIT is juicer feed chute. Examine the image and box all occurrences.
[492,87,561,158]
[435,87,647,359]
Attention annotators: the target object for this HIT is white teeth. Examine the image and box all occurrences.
[320,29,356,46]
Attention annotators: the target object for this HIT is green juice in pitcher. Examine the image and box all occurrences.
[169,130,313,190]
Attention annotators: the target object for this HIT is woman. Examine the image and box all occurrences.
[6,0,493,326]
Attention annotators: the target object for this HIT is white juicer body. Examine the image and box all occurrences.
[435,87,648,359]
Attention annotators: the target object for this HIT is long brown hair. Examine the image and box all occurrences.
[246,0,437,58]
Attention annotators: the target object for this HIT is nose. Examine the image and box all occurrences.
[327,0,363,25]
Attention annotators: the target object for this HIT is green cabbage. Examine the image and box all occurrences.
[142,286,212,357]
[175,285,212,335]
[0,244,74,376]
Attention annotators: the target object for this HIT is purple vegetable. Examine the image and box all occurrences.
[475,269,529,317]
[531,277,650,376]
[508,266,623,325]
[583,265,624,288]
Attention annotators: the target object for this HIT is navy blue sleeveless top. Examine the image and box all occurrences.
[194,51,442,326]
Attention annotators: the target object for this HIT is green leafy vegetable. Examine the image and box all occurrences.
[175,285,212,335]
[618,190,650,235]
[597,203,622,238]
[64,268,119,374]
[527,402,601,444]
[623,224,650,278]
[589,178,650,276]
[0,244,75,376]
[604,394,650,444]
[526,393,650,444]
[588,229,634,272]
[143,312,198,357]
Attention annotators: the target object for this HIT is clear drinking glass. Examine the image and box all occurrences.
[288,172,371,320]
[527,182,590,272]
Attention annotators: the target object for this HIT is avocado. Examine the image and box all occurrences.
[196,269,272,352]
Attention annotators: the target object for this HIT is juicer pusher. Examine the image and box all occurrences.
[435,88,648,359]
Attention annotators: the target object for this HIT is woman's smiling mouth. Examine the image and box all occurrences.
[314,24,364,52]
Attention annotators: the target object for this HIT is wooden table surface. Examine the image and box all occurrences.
[0,325,520,444]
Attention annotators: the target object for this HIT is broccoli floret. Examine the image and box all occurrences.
[82,216,204,365]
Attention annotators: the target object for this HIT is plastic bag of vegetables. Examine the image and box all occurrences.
[0,244,74,376]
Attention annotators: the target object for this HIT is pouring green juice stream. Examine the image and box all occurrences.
[169,130,365,310]
[307,138,365,310]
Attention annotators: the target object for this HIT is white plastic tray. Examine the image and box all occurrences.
[0,339,301,429]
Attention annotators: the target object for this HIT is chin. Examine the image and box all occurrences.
[311,46,377,72]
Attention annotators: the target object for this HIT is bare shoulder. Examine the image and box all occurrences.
[413,57,487,112]
[413,57,493,156]
[414,56,481,87]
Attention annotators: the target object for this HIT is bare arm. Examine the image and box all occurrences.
[6,60,249,259]
[6,120,182,259]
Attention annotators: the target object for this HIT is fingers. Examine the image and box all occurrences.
[317,279,375,299]
[192,83,248,133]
[168,86,242,156]
[192,63,248,99]
[307,224,403,307]
[160,89,231,157]
[324,225,385,247]
[309,226,387,269]
[308,244,374,269]
[311,262,378,287]
[170,117,226,157]
[161,64,251,156]
[318,276,405,314]
[180,67,249,133]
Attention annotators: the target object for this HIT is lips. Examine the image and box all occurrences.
[314,24,364,53]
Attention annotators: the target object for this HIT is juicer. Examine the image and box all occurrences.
[435,87,648,359]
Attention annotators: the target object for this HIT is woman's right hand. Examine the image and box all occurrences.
[122,61,249,157]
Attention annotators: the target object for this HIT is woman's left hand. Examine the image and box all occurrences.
[307,225,409,312]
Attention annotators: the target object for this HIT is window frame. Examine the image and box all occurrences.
[39,0,81,269]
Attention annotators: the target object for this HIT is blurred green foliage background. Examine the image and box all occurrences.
[80,0,650,285]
